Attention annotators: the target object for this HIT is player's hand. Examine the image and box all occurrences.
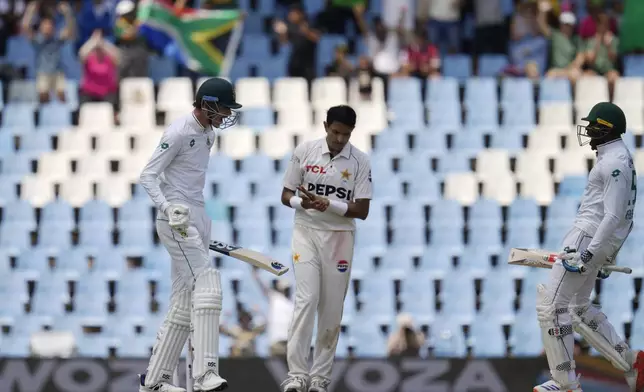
[597,267,612,279]
[297,186,329,211]
[166,204,190,236]
[559,249,593,274]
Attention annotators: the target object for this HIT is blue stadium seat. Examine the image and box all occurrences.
[79,222,113,248]
[240,107,273,128]
[478,55,508,77]
[428,102,462,129]
[253,175,283,203]
[545,197,579,225]
[390,222,425,247]
[2,103,35,129]
[506,220,540,249]
[440,271,476,322]
[356,273,396,319]
[0,272,29,317]
[241,153,277,177]
[117,335,153,357]
[465,104,498,129]
[501,78,533,106]
[431,199,463,225]
[452,132,484,154]
[469,318,507,357]
[355,221,387,250]
[414,130,448,154]
[348,320,387,356]
[241,35,271,58]
[624,55,644,77]
[75,272,109,317]
[237,222,271,249]
[502,103,535,128]
[40,102,72,128]
[38,221,73,249]
[510,317,543,356]
[427,78,460,107]
[373,131,408,154]
[464,78,497,106]
[119,222,154,253]
[148,55,176,83]
[118,199,153,225]
[442,55,472,81]
[438,151,472,173]
[389,103,425,128]
[2,153,33,181]
[430,317,467,357]
[41,199,74,227]
[20,132,51,153]
[76,335,114,357]
[31,271,70,316]
[371,177,403,201]
[430,224,463,251]
[400,273,435,316]
[5,36,36,72]
[316,35,347,75]
[480,275,515,317]
[543,221,570,250]
[242,12,263,34]
[208,155,235,176]
[389,77,422,104]
[116,270,151,315]
[508,197,540,224]
[4,199,37,228]
[491,131,524,153]
[211,175,251,202]
[63,80,79,110]
[539,78,572,102]
[558,176,587,197]
[469,198,502,226]
[256,56,288,81]
[234,202,270,225]
[80,200,113,223]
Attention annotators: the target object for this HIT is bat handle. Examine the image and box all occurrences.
[604,265,632,274]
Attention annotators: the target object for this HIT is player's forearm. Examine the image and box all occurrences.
[281,188,297,208]
[139,172,170,213]
[586,212,621,256]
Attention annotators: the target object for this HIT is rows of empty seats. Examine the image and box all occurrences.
[1,74,644,358]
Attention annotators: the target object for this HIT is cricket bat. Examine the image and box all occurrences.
[508,248,632,274]
[209,240,289,276]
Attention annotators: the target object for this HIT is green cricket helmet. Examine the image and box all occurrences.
[577,102,626,146]
[195,77,242,129]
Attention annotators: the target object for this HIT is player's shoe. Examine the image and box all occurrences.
[193,371,228,392]
[138,373,186,392]
[281,376,308,392]
[625,350,644,392]
[533,377,582,392]
[308,377,330,392]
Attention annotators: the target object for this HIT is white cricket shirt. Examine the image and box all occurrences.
[139,113,216,213]
[573,139,636,257]
[283,138,373,231]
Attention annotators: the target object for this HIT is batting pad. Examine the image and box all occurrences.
[146,289,191,386]
[571,305,631,371]
[192,268,223,379]
[536,284,576,385]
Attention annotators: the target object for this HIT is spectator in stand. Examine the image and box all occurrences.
[273,5,319,82]
[418,0,461,54]
[363,16,404,77]
[77,0,113,48]
[505,0,546,80]
[397,27,440,79]
[387,313,425,357]
[537,4,584,82]
[581,12,620,93]
[79,29,119,112]
[251,268,293,357]
[325,44,353,79]
[354,56,378,101]
[114,0,149,78]
[21,0,75,103]
[578,0,617,39]
[220,303,266,358]
[470,0,506,54]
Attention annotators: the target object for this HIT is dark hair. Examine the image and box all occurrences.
[326,105,356,128]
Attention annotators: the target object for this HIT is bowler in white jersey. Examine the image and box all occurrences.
[534,102,644,392]
[280,105,372,392]
[138,77,241,392]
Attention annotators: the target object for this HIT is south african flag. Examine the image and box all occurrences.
[137,0,243,75]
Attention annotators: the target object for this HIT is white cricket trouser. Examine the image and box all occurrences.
[145,204,212,385]
[158,204,212,292]
[287,223,354,382]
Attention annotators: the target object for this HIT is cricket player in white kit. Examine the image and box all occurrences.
[137,77,242,392]
[280,105,372,392]
[534,102,644,392]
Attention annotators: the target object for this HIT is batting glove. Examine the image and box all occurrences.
[166,204,190,236]
[597,268,612,279]
[559,249,593,274]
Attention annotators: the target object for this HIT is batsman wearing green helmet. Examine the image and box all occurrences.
[138,77,242,392]
[534,102,644,392]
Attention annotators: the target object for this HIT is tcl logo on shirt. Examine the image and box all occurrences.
[307,183,352,200]
[306,165,327,174]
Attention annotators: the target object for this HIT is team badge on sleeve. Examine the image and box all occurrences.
[612,169,621,177]
[336,260,349,272]
[160,142,169,150]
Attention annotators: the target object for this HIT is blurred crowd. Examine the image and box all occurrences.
[0,0,642,113]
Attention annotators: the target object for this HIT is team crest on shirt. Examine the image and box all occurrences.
[293,253,300,263]
[340,169,351,181]
[190,139,195,147]
[337,260,349,272]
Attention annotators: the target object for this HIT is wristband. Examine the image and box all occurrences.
[289,196,304,210]
[327,199,348,216]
